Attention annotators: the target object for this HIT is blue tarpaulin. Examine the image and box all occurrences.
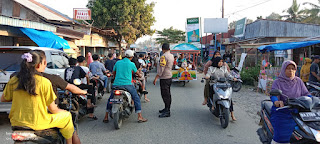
[258,40,320,53]
[171,43,200,51]
[20,28,70,50]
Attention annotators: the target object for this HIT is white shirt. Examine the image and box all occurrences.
[80,66,92,84]
[138,59,146,66]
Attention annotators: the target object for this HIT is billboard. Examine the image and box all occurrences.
[204,18,228,33]
[73,8,91,20]
[186,17,200,43]
[234,18,247,37]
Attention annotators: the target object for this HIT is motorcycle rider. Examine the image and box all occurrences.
[1,52,74,144]
[270,60,310,143]
[105,53,117,72]
[89,54,109,92]
[205,57,237,121]
[203,51,230,105]
[103,50,148,123]
[65,57,98,120]
[138,54,149,101]
[309,55,320,83]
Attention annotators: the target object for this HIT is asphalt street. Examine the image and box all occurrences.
[0,70,261,144]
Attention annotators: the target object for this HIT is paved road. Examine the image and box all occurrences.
[0,70,261,144]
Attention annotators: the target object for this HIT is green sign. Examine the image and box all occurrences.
[186,17,200,43]
[234,18,246,37]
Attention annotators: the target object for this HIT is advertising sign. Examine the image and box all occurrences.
[204,18,228,33]
[186,17,200,43]
[73,8,91,20]
[274,50,286,57]
[234,18,247,37]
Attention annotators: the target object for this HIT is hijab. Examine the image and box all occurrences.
[272,60,310,100]
[210,51,221,62]
[212,57,223,68]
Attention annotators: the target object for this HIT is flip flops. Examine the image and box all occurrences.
[88,116,98,120]
[138,118,148,123]
[103,119,109,123]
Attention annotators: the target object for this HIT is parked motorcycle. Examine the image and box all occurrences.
[230,67,242,92]
[106,72,114,93]
[201,77,233,128]
[307,81,320,97]
[109,88,135,129]
[257,89,320,144]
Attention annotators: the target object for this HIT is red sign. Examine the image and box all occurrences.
[73,8,91,20]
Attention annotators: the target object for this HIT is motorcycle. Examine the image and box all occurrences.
[132,77,146,100]
[109,88,135,129]
[307,81,320,97]
[106,72,114,93]
[257,89,320,144]
[91,75,105,100]
[230,67,242,92]
[201,77,233,128]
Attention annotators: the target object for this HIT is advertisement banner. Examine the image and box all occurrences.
[203,18,228,33]
[186,17,200,43]
[234,18,247,37]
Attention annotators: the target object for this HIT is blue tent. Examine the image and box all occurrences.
[20,28,70,50]
[258,40,320,53]
[171,43,200,51]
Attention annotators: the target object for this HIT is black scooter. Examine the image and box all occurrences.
[257,89,320,144]
[307,81,320,97]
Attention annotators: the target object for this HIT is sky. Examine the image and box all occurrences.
[35,0,317,43]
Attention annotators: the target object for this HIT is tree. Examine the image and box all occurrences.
[282,0,305,22]
[266,12,281,20]
[155,27,185,44]
[302,0,320,24]
[256,16,263,20]
[229,21,236,29]
[87,0,156,54]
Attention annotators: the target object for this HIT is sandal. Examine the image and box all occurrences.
[144,98,150,102]
[138,118,148,123]
[88,116,98,120]
[103,119,109,123]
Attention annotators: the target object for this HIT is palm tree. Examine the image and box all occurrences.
[282,0,305,22]
[302,0,320,24]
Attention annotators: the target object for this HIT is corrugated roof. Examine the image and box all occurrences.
[14,0,70,21]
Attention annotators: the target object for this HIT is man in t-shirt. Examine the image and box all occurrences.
[103,50,147,123]
[309,55,320,82]
[89,54,109,92]
[105,53,117,72]
[65,58,97,120]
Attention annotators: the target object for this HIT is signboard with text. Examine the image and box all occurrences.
[73,8,91,20]
[186,17,200,43]
[234,18,246,37]
[204,18,228,33]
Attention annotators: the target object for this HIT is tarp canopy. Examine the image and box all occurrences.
[171,43,200,51]
[20,28,70,50]
[258,40,320,53]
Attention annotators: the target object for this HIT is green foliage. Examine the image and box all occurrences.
[302,0,320,24]
[266,12,282,20]
[87,0,156,45]
[155,27,185,44]
[282,0,305,22]
[240,66,260,86]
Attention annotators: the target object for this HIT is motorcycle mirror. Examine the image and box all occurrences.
[73,79,82,86]
[269,89,282,96]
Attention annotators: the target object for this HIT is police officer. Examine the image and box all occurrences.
[153,43,174,118]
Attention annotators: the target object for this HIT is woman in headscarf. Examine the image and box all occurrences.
[204,57,237,121]
[203,51,230,106]
[270,60,310,143]
[300,58,312,85]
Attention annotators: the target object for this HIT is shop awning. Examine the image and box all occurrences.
[20,28,70,50]
[258,40,320,53]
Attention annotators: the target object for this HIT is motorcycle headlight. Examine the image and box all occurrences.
[310,128,320,142]
[225,88,232,98]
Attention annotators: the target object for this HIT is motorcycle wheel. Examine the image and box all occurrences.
[232,81,242,92]
[114,105,123,130]
[220,106,229,128]
[107,81,112,93]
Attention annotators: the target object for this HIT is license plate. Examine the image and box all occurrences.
[299,112,320,121]
[0,83,6,92]
[109,99,123,104]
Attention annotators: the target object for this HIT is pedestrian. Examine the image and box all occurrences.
[153,43,174,118]
[300,58,312,85]
[309,55,320,83]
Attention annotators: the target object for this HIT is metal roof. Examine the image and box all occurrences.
[0,46,64,52]
[14,0,70,22]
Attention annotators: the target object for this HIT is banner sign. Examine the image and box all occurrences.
[186,17,200,43]
[73,8,91,20]
[234,18,247,37]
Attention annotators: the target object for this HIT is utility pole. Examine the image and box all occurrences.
[222,0,224,18]
[221,0,224,53]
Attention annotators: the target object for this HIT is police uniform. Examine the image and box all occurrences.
[157,51,174,112]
